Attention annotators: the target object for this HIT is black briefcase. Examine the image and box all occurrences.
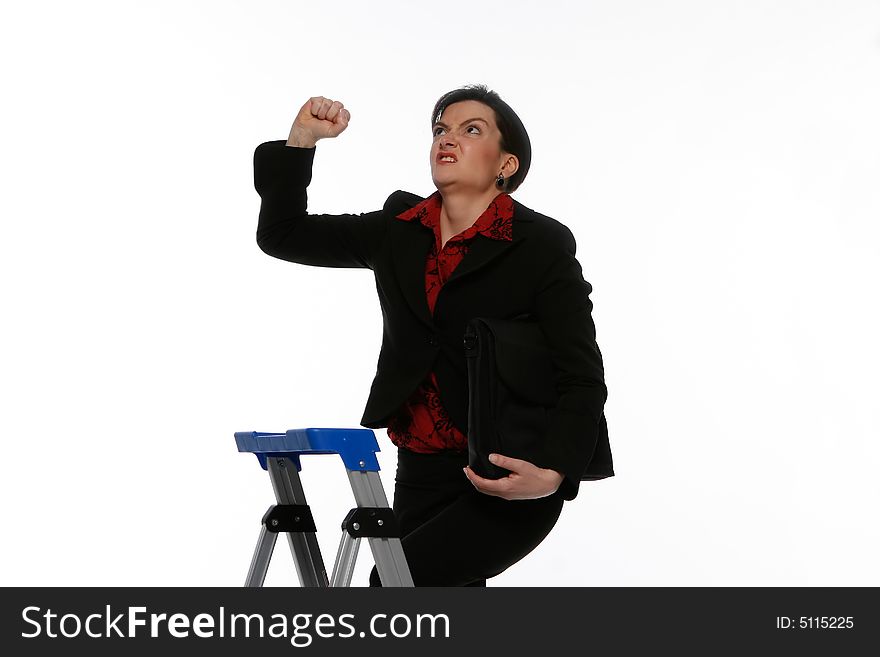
[463,315,614,481]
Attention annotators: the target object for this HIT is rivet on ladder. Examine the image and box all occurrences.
[352,522,360,531]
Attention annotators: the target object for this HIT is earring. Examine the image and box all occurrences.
[495,173,505,188]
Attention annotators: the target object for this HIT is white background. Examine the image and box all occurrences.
[1,0,878,587]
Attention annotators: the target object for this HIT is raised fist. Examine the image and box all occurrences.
[287,96,351,147]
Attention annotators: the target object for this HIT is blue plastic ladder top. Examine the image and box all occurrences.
[234,427,382,472]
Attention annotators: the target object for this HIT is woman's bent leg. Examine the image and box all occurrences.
[369,448,564,587]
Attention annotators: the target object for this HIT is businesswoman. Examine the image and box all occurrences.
[253,84,611,586]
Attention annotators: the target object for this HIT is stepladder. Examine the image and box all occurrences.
[235,427,413,587]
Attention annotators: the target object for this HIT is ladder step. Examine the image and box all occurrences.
[235,427,382,471]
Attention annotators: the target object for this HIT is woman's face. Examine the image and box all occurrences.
[430,100,516,195]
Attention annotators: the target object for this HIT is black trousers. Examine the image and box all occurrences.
[368,447,565,587]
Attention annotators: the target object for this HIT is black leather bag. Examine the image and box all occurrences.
[463,315,614,481]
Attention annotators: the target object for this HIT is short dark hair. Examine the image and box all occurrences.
[431,83,532,193]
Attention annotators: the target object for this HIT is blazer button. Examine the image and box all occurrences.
[428,335,439,347]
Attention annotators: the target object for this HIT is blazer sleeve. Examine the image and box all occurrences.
[531,225,608,501]
[253,139,388,269]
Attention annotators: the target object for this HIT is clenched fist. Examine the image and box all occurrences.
[287,96,351,148]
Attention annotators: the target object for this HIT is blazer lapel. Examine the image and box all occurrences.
[390,218,435,329]
[389,198,533,329]
[446,199,533,286]
[444,233,517,286]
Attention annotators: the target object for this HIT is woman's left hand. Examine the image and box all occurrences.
[463,453,564,500]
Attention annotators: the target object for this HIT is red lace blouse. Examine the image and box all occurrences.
[387,190,514,453]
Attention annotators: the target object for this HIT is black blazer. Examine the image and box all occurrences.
[253,140,611,500]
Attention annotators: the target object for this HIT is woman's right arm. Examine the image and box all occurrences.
[253,96,387,269]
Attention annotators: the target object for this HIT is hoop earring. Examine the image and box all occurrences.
[495,173,505,189]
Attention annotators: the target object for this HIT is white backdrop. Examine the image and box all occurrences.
[1,0,878,587]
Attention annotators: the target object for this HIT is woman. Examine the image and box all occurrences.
[253,84,611,586]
